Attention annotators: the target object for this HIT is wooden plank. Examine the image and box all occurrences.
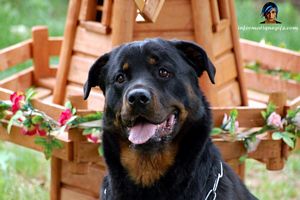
[0,40,32,70]
[0,125,72,161]
[79,21,110,34]
[32,26,51,81]
[133,30,195,41]
[101,0,113,26]
[61,186,98,200]
[247,90,269,104]
[191,0,218,106]
[111,0,136,46]
[138,0,165,23]
[214,52,237,87]
[79,0,97,21]
[245,69,300,100]
[34,87,52,99]
[53,0,82,105]
[135,0,193,32]
[212,106,266,127]
[0,67,33,91]
[228,0,249,106]
[74,142,102,163]
[61,162,106,198]
[240,39,300,73]
[73,26,112,57]
[68,55,96,85]
[212,27,233,58]
[66,85,105,111]
[49,37,63,56]
[217,80,242,106]
[51,157,62,200]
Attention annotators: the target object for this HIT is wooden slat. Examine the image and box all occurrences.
[241,39,300,73]
[133,30,195,41]
[212,106,266,127]
[101,0,113,26]
[138,0,165,23]
[32,26,51,81]
[134,0,193,32]
[0,40,32,70]
[74,142,102,163]
[34,87,52,99]
[217,80,242,106]
[214,52,237,86]
[0,67,33,91]
[51,157,62,200]
[0,125,72,161]
[212,27,233,57]
[79,0,97,21]
[228,0,248,106]
[247,90,269,104]
[61,186,98,200]
[53,0,82,105]
[79,21,110,34]
[66,85,105,111]
[49,37,63,56]
[36,77,57,90]
[245,69,300,100]
[68,55,96,85]
[61,162,106,197]
[111,0,136,46]
[73,26,112,57]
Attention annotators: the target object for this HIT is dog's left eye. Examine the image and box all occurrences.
[159,68,171,78]
[116,74,125,84]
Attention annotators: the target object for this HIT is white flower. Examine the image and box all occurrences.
[293,112,300,129]
[267,112,283,129]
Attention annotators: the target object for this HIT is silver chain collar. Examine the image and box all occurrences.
[204,161,224,200]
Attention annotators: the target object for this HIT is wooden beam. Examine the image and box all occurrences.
[53,0,82,105]
[32,26,51,82]
[49,37,63,56]
[0,40,32,70]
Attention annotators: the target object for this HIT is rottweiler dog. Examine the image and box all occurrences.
[83,38,257,200]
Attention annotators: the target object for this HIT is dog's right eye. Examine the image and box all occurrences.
[115,74,125,84]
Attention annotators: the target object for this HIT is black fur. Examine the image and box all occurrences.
[84,38,257,200]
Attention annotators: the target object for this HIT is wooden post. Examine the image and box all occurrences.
[228,0,248,106]
[53,0,82,105]
[51,157,62,200]
[32,26,51,83]
[266,92,287,170]
[111,0,136,47]
[191,0,218,106]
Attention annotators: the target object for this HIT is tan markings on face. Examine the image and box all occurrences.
[120,141,178,187]
[148,57,157,65]
[123,62,129,71]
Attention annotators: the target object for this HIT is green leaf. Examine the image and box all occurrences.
[0,101,11,111]
[71,107,77,115]
[7,110,23,134]
[34,137,47,146]
[283,132,296,139]
[98,145,104,157]
[261,111,267,120]
[32,115,43,124]
[51,138,63,149]
[272,132,283,140]
[83,128,93,135]
[64,101,73,109]
[230,109,238,118]
[210,127,223,136]
[266,103,276,117]
[25,87,37,101]
[282,135,295,148]
[239,154,248,163]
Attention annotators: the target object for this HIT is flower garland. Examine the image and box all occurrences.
[0,88,102,159]
[212,103,300,159]
[1,89,299,160]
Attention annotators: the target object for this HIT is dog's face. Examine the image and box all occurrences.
[84,39,215,151]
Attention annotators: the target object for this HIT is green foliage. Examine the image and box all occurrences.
[34,137,63,160]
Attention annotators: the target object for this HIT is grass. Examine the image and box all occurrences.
[0,0,300,199]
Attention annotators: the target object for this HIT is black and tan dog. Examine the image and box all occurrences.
[84,39,257,200]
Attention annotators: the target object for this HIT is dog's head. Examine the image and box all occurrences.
[84,39,215,151]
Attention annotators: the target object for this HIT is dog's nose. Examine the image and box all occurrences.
[127,88,151,106]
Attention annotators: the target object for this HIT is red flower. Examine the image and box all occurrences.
[10,92,25,114]
[58,109,73,126]
[86,134,100,143]
[21,124,47,136]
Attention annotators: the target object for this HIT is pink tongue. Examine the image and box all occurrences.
[128,123,157,144]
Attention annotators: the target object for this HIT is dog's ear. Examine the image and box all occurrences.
[83,53,110,100]
[169,40,216,84]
